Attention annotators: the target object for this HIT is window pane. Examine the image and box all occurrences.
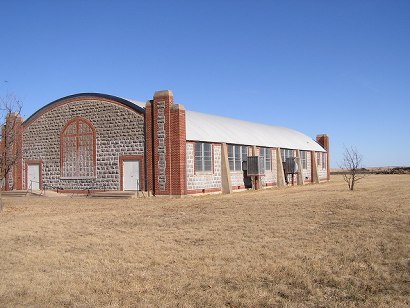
[195,156,203,172]
[265,148,271,170]
[62,119,95,177]
[228,145,233,158]
[242,146,248,161]
[300,151,307,169]
[235,146,241,171]
[64,122,76,135]
[204,159,212,172]
[203,143,211,156]
[195,142,213,172]
[195,143,202,157]
[260,148,265,160]
[204,143,212,171]
[228,145,234,171]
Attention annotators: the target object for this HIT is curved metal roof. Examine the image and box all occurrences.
[186,110,325,152]
[23,92,324,152]
[23,93,145,126]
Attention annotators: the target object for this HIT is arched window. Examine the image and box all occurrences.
[61,118,96,178]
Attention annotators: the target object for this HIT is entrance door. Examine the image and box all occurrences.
[27,163,41,190]
[123,160,140,191]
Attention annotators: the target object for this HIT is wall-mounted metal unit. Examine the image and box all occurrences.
[247,156,265,176]
[283,157,298,174]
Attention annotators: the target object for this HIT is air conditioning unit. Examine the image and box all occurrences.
[247,156,265,176]
[283,157,298,174]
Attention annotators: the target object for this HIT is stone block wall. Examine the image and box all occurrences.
[318,152,328,180]
[230,171,245,187]
[186,142,222,192]
[22,98,144,191]
[302,151,312,182]
[261,148,277,187]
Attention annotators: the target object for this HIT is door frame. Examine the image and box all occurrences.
[119,155,144,191]
[25,160,43,190]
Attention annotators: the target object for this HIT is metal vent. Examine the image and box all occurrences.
[247,156,265,176]
[283,157,298,174]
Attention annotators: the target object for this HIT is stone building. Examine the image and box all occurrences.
[2,90,329,196]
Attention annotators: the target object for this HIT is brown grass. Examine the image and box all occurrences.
[0,175,409,307]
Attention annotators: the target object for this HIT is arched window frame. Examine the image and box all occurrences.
[60,117,96,179]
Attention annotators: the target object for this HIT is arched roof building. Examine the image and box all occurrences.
[3,90,329,196]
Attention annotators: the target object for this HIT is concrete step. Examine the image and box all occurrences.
[88,191,141,199]
[2,190,28,197]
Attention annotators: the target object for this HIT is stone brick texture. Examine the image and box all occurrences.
[230,171,245,187]
[302,151,312,182]
[260,148,277,187]
[186,143,222,192]
[318,153,328,180]
[22,98,144,191]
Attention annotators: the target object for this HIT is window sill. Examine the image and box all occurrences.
[194,171,214,175]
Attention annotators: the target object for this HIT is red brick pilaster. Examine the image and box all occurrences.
[316,134,330,180]
[152,90,172,195]
[1,113,23,191]
[145,101,154,194]
[170,104,187,195]
[146,90,187,196]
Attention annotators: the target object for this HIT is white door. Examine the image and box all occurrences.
[27,164,40,190]
[123,160,140,191]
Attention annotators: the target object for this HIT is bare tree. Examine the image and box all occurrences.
[339,146,366,191]
[0,94,23,211]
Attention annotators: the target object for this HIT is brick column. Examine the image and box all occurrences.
[170,103,187,196]
[316,134,330,180]
[145,101,154,194]
[1,113,23,191]
[145,90,187,196]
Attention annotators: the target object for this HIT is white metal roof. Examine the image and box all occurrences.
[185,110,325,152]
[122,98,325,152]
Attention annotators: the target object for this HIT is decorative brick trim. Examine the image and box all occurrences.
[60,117,96,179]
[23,95,144,127]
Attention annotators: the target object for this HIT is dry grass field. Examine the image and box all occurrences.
[0,175,409,307]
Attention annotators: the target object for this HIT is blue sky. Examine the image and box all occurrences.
[1,0,409,167]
